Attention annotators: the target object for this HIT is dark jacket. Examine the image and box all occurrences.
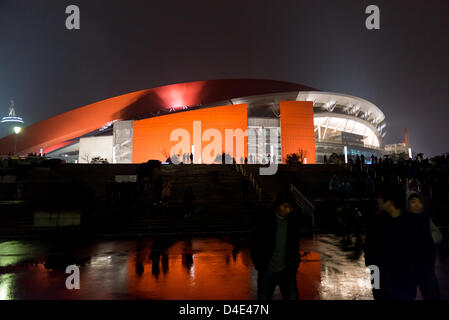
[250,208,301,273]
[405,212,437,275]
[364,211,415,289]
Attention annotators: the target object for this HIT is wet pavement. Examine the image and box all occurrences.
[0,234,447,300]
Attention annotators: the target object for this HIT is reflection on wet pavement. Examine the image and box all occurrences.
[0,234,444,300]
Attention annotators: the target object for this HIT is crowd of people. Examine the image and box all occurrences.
[364,183,443,300]
[325,153,448,300]
[329,153,449,221]
[251,179,445,300]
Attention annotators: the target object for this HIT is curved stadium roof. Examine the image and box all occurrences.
[0,79,317,155]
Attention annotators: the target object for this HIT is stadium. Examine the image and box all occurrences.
[0,79,387,164]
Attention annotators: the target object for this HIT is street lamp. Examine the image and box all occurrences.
[13,126,22,155]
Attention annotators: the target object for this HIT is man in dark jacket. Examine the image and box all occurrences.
[406,192,440,300]
[364,183,417,300]
[250,191,301,300]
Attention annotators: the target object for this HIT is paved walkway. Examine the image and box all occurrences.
[0,234,447,300]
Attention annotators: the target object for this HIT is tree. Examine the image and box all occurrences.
[285,148,309,166]
[90,157,109,164]
[328,153,342,164]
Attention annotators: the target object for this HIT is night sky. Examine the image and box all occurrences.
[0,0,447,157]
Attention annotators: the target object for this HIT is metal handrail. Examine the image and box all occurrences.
[237,164,262,202]
[290,184,315,228]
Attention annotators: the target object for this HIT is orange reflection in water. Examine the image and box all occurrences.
[127,239,321,300]
[297,251,321,300]
[127,240,252,300]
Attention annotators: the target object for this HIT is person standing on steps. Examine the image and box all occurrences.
[153,175,163,206]
[241,176,249,202]
[183,186,195,219]
[162,180,172,206]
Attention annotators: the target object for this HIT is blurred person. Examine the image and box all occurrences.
[329,174,341,195]
[353,207,363,246]
[250,190,301,300]
[162,180,172,206]
[336,202,351,243]
[241,176,249,202]
[183,186,195,218]
[153,175,163,205]
[364,184,416,300]
[406,192,442,300]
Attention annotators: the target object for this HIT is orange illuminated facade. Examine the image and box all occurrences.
[0,89,148,156]
[132,104,248,163]
[0,79,320,164]
[280,101,316,164]
[0,79,316,156]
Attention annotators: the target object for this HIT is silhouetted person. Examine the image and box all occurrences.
[329,174,341,195]
[182,253,194,272]
[364,184,416,300]
[162,251,169,275]
[365,174,376,197]
[323,154,327,164]
[241,176,249,202]
[336,202,351,243]
[149,249,161,278]
[136,262,144,275]
[190,153,194,164]
[153,176,163,205]
[406,192,442,300]
[361,154,365,165]
[162,180,172,206]
[371,154,375,164]
[183,186,194,218]
[250,191,300,300]
[353,207,363,246]
[245,157,248,164]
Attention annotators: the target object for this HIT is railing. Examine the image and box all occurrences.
[290,184,315,228]
[235,164,263,202]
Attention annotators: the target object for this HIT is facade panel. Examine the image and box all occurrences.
[280,101,316,164]
[132,104,248,164]
[113,120,134,163]
[78,136,113,164]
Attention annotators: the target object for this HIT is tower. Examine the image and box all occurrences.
[403,128,409,146]
[1,100,24,138]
